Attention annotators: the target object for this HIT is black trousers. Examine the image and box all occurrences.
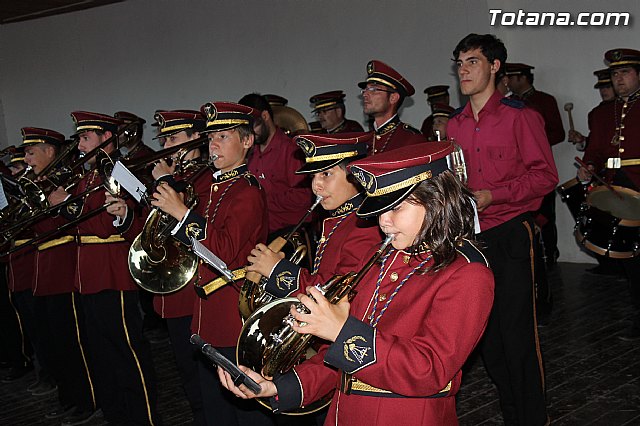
[536,190,558,261]
[33,293,95,411]
[166,316,204,426]
[0,267,32,368]
[478,214,548,426]
[198,346,275,426]
[81,290,159,425]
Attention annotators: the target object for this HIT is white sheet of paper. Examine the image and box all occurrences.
[111,161,147,203]
[190,237,234,281]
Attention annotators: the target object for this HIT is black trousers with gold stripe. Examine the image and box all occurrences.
[0,268,32,368]
[33,293,94,411]
[81,290,159,425]
[477,214,548,426]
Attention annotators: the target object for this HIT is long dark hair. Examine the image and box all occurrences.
[406,170,477,272]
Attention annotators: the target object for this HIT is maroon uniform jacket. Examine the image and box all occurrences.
[31,216,76,296]
[8,234,36,293]
[371,115,426,155]
[247,128,313,234]
[172,165,267,347]
[273,240,494,425]
[62,169,138,294]
[516,87,565,145]
[264,193,382,298]
[582,90,640,190]
[328,119,365,134]
[420,114,434,139]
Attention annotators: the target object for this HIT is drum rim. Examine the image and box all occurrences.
[574,228,638,259]
[586,185,640,225]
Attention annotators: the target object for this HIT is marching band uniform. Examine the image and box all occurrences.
[60,112,159,425]
[270,143,494,425]
[21,128,95,420]
[309,91,364,134]
[147,110,207,425]
[581,49,640,341]
[3,149,36,383]
[505,63,565,146]
[170,102,270,425]
[420,85,451,139]
[264,132,382,299]
[358,60,426,154]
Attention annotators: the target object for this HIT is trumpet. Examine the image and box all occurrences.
[1,150,121,256]
[122,135,209,174]
[1,122,137,230]
[127,154,215,294]
[236,234,394,414]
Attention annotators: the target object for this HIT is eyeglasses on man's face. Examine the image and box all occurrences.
[360,86,395,95]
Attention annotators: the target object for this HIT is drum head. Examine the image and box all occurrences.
[587,186,640,224]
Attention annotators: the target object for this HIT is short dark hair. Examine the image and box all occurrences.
[453,33,507,74]
[238,93,273,120]
[406,170,477,272]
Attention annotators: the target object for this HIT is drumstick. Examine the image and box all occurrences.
[564,103,575,132]
[574,156,623,200]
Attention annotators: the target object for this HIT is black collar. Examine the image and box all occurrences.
[214,164,248,183]
[328,192,365,217]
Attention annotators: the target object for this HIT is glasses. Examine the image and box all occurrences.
[360,87,395,95]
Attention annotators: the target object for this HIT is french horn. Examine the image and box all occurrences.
[128,156,213,294]
[236,234,394,414]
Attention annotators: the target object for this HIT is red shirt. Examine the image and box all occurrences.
[247,128,313,234]
[447,90,559,231]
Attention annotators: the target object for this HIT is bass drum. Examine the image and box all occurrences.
[575,185,640,258]
[557,178,589,221]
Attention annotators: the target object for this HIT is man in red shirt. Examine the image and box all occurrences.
[239,93,314,237]
[447,33,558,426]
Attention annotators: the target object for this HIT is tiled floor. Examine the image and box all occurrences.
[1,262,639,425]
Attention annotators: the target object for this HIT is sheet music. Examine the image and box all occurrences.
[111,161,148,203]
[190,237,235,281]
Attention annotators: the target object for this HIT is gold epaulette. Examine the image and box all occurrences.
[37,235,76,251]
[79,235,126,244]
